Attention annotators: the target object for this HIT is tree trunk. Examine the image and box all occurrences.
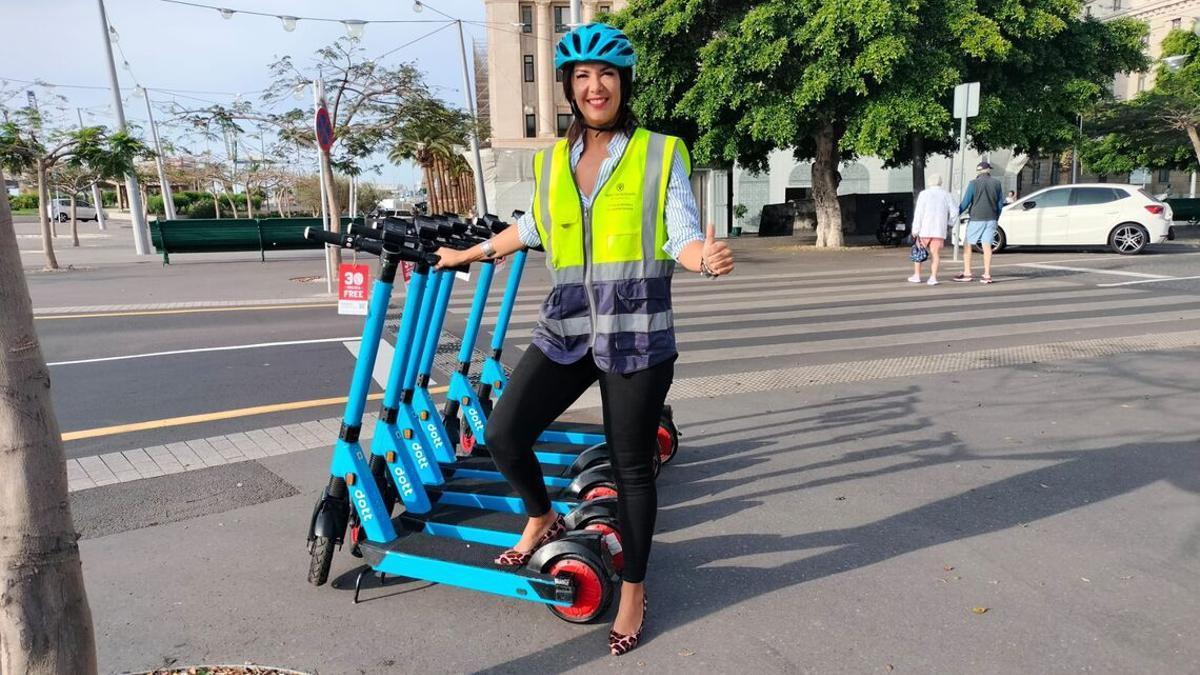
[421,163,434,216]
[35,162,59,270]
[1186,124,1200,168]
[275,190,286,218]
[244,180,255,219]
[811,123,844,248]
[911,135,926,200]
[224,191,239,220]
[0,168,99,675]
[69,194,79,247]
[209,190,221,219]
[319,150,341,274]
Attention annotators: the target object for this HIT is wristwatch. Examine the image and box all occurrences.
[480,239,496,259]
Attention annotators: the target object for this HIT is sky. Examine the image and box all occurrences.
[0,0,489,189]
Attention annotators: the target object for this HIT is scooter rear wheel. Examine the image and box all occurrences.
[656,422,679,466]
[581,482,618,501]
[544,553,613,623]
[308,536,335,586]
[581,517,624,574]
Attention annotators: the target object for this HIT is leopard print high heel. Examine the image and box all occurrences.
[609,595,647,656]
[493,514,566,567]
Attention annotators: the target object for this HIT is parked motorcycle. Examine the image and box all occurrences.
[876,200,910,246]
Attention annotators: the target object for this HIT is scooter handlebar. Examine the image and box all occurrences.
[303,227,353,248]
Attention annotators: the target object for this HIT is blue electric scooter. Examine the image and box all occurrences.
[303,225,617,622]
[449,210,681,470]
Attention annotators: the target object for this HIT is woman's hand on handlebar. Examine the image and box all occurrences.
[433,247,468,270]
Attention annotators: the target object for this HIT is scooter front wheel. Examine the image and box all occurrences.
[544,553,614,623]
[308,536,335,586]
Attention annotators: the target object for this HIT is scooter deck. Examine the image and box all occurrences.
[358,525,568,605]
[443,454,587,481]
[428,473,581,502]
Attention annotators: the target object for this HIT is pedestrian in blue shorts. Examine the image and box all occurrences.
[955,161,1004,284]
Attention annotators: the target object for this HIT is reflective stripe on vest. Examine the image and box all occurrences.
[530,128,690,373]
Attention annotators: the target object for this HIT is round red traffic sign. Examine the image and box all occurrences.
[315,106,334,152]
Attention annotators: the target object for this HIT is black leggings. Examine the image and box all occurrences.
[484,346,674,583]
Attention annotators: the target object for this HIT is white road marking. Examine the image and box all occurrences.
[342,340,395,389]
[1097,275,1200,287]
[1018,263,1170,279]
[47,337,359,367]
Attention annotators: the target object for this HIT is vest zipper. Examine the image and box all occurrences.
[582,204,598,349]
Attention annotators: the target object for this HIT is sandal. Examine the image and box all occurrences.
[980,275,993,284]
[953,273,973,282]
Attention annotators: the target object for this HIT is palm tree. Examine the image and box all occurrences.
[390,99,473,215]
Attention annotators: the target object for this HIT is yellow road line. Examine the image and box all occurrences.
[61,385,450,442]
[36,303,338,320]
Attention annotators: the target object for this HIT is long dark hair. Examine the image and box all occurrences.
[561,63,638,146]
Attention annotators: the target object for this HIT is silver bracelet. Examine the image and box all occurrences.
[700,258,717,279]
[479,239,496,259]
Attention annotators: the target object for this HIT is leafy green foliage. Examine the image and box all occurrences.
[1081,29,1200,175]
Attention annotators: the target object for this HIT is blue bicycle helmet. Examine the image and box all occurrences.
[554,22,637,70]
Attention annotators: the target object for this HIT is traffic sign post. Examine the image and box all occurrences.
[315,106,334,153]
[952,82,981,263]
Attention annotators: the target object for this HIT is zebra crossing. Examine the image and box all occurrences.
[442,257,1200,400]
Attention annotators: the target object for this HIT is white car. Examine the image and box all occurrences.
[47,197,105,222]
[993,184,1173,255]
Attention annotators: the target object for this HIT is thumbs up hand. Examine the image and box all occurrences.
[700,223,734,277]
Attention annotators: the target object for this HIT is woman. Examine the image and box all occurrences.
[434,22,734,655]
[908,174,958,286]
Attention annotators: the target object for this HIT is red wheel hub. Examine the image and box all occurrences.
[460,429,476,454]
[547,558,603,620]
[656,426,673,462]
[350,524,362,546]
[583,486,618,501]
[585,522,624,573]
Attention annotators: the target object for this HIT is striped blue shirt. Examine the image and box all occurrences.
[516,131,702,260]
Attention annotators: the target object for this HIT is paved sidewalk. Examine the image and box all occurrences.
[75,346,1200,674]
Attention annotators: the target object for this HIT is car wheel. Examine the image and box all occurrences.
[1109,223,1148,255]
[56,213,69,223]
[971,227,1006,254]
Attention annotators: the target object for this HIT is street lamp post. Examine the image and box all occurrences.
[455,20,489,215]
[96,0,151,255]
[138,87,177,220]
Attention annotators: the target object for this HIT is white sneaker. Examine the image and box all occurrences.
[927,277,939,286]
[908,274,921,283]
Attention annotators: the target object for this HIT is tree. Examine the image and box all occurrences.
[615,0,1146,245]
[0,167,98,674]
[177,37,458,279]
[49,164,96,247]
[1082,29,1200,176]
[0,111,149,269]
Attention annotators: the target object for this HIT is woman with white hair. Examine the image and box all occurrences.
[908,174,958,286]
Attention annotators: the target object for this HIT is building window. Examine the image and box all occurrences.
[1171,18,1182,30]
[1031,160,1042,186]
[556,67,563,82]
[520,4,533,33]
[524,114,536,138]
[1111,0,1121,10]
[1050,161,1060,185]
[1158,168,1171,182]
[1097,174,1108,183]
[1137,72,1146,92]
[599,4,611,13]
[523,55,534,82]
[1086,5,1092,17]
[556,113,572,137]
[553,6,569,32]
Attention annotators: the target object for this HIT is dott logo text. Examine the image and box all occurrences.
[353,488,374,521]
